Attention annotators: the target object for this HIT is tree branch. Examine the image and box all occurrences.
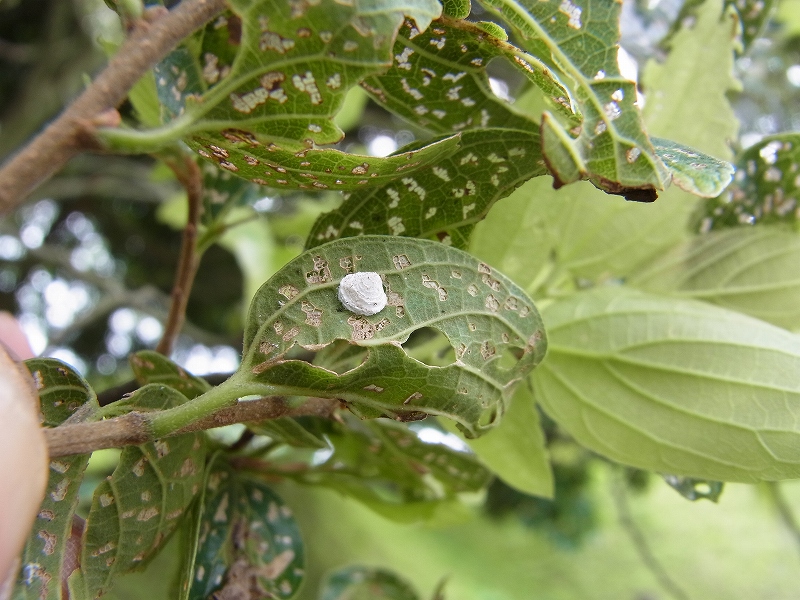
[45,397,339,458]
[157,155,204,355]
[0,0,227,214]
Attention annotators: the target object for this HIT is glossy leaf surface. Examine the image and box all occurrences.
[78,385,207,599]
[652,137,734,198]
[189,469,304,600]
[307,129,545,249]
[235,236,546,436]
[533,286,800,482]
[14,360,98,600]
[629,225,800,331]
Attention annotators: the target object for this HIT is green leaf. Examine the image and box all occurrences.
[307,129,546,250]
[189,131,461,191]
[130,350,211,399]
[642,0,740,161]
[461,383,553,498]
[249,416,330,449]
[234,235,546,437]
[106,0,443,166]
[361,17,567,135]
[664,0,776,54]
[662,475,724,502]
[629,226,800,330]
[532,286,800,482]
[14,360,98,600]
[470,178,698,291]
[319,565,420,600]
[198,161,262,226]
[189,469,305,600]
[442,0,471,19]
[652,137,734,198]
[696,133,800,231]
[479,0,670,199]
[78,385,207,599]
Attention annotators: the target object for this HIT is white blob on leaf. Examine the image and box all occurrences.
[338,272,387,316]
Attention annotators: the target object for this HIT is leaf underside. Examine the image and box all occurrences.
[533,286,800,483]
[319,565,420,600]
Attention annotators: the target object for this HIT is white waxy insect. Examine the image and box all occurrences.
[337,272,387,316]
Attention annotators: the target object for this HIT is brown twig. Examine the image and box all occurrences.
[156,155,204,355]
[45,397,339,458]
[0,0,227,214]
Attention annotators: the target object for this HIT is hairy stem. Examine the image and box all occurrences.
[0,0,227,213]
[45,396,339,458]
[156,155,204,355]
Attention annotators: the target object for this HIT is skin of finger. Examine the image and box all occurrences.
[0,348,48,588]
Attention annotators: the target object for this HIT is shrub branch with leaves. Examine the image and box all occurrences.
[3,0,799,597]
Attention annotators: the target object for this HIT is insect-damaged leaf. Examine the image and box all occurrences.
[629,225,800,331]
[662,475,724,502]
[318,565,420,600]
[533,286,800,483]
[228,236,545,437]
[14,359,98,600]
[696,133,800,231]
[188,469,304,600]
[130,350,211,399]
[77,385,207,599]
[361,17,570,135]
[478,0,670,200]
[651,137,734,198]
[307,128,546,250]
[119,0,446,186]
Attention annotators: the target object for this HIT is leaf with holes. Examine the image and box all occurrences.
[662,475,724,502]
[189,468,304,600]
[190,131,461,191]
[361,17,573,135]
[214,236,545,437]
[696,134,800,231]
[319,565,420,600]
[130,350,211,400]
[76,385,207,599]
[478,0,670,200]
[629,225,800,330]
[13,359,98,600]
[107,0,444,180]
[652,137,734,198]
[307,128,546,249]
[533,286,800,483]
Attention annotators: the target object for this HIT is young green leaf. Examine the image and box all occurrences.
[232,235,545,437]
[307,128,546,250]
[478,0,670,200]
[533,286,800,483]
[629,225,800,331]
[78,385,207,599]
[651,137,734,198]
[14,359,98,600]
[319,565,420,600]
[249,416,330,449]
[361,17,571,134]
[189,469,304,600]
[696,133,800,231]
